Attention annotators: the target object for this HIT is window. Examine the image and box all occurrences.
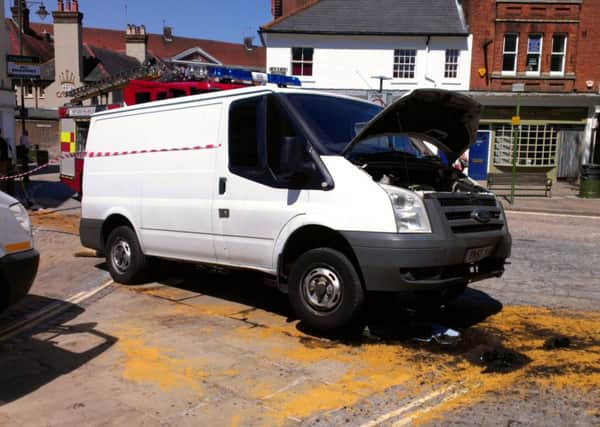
[502,34,518,73]
[349,134,435,159]
[291,47,313,76]
[444,49,460,79]
[551,35,567,74]
[493,124,558,166]
[393,49,417,79]
[229,94,320,187]
[229,96,263,173]
[135,92,151,104]
[23,84,34,98]
[169,89,187,98]
[283,94,382,154]
[526,34,542,73]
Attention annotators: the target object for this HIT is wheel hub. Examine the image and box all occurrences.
[112,238,131,274]
[302,267,342,312]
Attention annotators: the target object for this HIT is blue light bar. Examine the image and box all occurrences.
[203,64,301,87]
[172,61,302,87]
[207,66,253,81]
[267,74,301,87]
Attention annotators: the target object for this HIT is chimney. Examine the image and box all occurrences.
[163,25,173,42]
[52,0,84,95]
[272,0,282,18]
[126,24,148,64]
[243,36,254,52]
[11,0,31,34]
[282,0,312,17]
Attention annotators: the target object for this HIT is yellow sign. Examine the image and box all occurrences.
[512,116,521,126]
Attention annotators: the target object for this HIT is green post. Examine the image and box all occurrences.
[510,92,521,205]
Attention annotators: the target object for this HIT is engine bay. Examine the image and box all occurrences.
[353,153,487,193]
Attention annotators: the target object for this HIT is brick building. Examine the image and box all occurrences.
[463,0,600,181]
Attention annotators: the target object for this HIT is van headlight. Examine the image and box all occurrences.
[381,185,431,233]
[9,203,32,235]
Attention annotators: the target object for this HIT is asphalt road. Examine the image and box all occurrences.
[0,210,598,426]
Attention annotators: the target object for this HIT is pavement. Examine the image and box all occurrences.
[489,180,600,217]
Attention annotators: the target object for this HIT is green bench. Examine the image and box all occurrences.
[487,172,552,197]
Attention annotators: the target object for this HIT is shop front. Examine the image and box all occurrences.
[468,93,600,183]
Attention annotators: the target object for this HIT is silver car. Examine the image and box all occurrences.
[0,191,39,311]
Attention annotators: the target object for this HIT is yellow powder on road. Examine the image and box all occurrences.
[113,287,599,426]
[117,327,207,394]
[30,211,80,234]
[230,305,599,425]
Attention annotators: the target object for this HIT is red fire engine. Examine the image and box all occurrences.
[59,64,300,194]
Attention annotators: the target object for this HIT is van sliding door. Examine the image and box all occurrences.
[139,102,221,263]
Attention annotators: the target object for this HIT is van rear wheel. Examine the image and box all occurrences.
[106,226,148,284]
[288,248,365,333]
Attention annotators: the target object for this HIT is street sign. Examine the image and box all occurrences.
[6,55,41,79]
[511,83,525,92]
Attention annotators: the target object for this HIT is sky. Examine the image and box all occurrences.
[5,0,273,44]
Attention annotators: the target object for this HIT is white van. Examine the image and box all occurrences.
[80,87,511,332]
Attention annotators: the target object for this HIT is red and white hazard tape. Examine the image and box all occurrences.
[0,143,221,181]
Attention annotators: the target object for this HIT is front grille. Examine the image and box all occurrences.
[431,193,504,234]
[437,196,497,207]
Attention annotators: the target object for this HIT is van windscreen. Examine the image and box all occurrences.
[283,94,382,154]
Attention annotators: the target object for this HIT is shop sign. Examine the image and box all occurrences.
[6,55,41,79]
[67,106,99,117]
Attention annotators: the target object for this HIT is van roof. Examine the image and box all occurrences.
[92,85,374,118]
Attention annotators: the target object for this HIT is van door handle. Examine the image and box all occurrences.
[219,177,227,195]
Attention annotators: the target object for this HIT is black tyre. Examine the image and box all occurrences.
[105,225,148,284]
[288,248,365,333]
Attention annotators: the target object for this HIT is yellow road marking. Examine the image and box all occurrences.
[359,384,461,427]
[392,385,472,426]
[0,279,114,341]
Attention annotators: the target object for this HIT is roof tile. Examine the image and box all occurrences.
[261,0,468,35]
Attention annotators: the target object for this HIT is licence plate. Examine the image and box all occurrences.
[464,246,493,263]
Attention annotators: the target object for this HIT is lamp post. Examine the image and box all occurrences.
[371,75,392,94]
[16,0,48,134]
[510,83,525,205]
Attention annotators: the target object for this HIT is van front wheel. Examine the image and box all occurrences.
[106,226,148,284]
[288,248,364,333]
